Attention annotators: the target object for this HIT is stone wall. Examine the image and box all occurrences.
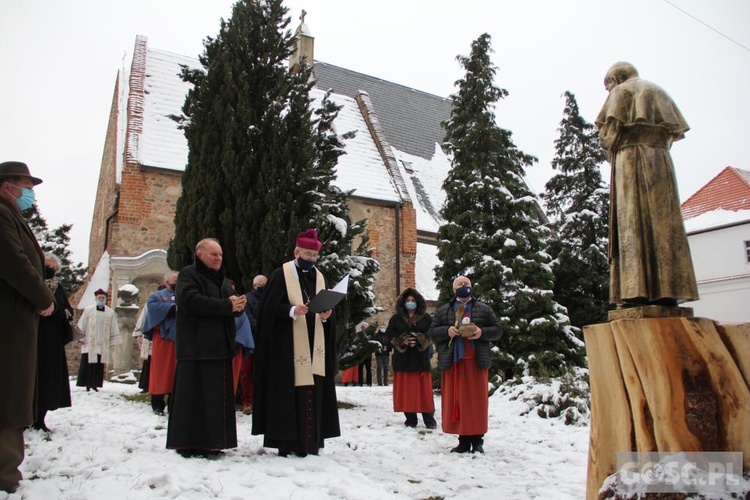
[112,167,181,257]
[349,198,417,327]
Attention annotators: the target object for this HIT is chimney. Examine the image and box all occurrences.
[289,9,314,70]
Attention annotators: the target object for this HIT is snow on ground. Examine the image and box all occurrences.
[6,380,589,499]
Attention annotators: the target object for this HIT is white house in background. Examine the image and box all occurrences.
[681,167,750,323]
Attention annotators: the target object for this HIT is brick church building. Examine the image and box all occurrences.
[79,19,453,370]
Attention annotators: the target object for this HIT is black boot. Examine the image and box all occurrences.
[404,413,418,428]
[471,435,484,454]
[423,413,437,430]
[450,436,472,453]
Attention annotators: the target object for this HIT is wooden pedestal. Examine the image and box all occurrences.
[583,316,750,499]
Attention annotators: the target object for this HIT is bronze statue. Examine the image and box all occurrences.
[595,62,698,308]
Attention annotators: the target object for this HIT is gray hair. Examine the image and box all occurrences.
[44,252,62,272]
[195,238,220,253]
[164,270,179,283]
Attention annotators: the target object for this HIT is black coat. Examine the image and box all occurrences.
[252,265,340,443]
[36,284,73,414]
[386,313,433,372]
[174,259,237,361]
[429,297,503,370]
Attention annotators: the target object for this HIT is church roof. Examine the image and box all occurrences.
[126,43,452,234]
[313,61,453,234]
[681,166,750,220]
[312,61,452,161]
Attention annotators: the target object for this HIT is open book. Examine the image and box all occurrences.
[307,274,349,314]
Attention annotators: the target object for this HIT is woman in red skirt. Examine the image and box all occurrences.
[386,288,436,429]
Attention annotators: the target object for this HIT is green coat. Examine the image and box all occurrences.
[0,197,55,428]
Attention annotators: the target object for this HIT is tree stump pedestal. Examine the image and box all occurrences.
[584,311,750,499]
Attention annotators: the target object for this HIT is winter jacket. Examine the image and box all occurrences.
[174,258,237,361]
[386,287,433,372]
[429,297,502,370]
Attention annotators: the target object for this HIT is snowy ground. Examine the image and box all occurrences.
[6,379,590,499]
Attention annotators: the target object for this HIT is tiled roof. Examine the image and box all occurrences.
[681,167,750,220]
[312,62,452,160]
[313,61,453,234]
[310,88,399,203]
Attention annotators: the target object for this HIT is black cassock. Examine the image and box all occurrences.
[252,264,340,456]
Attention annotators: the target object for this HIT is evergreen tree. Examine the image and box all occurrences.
[437,33,584,381]
[543,91,610,328]
[22,204,86,294]
[167,0,378,363]
[308,90,379,366]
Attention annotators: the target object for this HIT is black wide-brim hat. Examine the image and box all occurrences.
[0,161,43,185]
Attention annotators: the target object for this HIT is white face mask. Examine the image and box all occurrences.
[96,299,106,307]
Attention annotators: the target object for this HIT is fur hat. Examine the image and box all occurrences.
[296,228,322,251]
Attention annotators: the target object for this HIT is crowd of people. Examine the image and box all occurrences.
[0,160,504,493]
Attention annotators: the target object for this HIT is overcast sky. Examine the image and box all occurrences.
[1,0,748,265]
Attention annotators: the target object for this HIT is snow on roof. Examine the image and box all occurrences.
[127,44,400,202]
[682,166,750,220]
[393,144,451,234]
[416,242,440,301]
[310,88,399,203]
[684,208,750,234]
[139,47,197,171]
[77,251,111,309]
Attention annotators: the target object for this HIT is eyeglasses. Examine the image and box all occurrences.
[299,250,319,260]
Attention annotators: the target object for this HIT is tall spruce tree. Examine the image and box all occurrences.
[437,34,584,381]
[22,204,86,294]
[167,0,377,361]
[542,91,609,328]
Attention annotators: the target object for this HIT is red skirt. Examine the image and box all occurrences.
[232,349,243,394]
[393,371,434,413]
[148,328,177,395]
[341,366,359,384]
[441,353,488,435]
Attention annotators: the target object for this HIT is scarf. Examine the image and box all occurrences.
[452,300,474,363]
[282,261,326,387]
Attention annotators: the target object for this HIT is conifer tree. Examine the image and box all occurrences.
[542,91,609,328]
[169,0,309,280]
[22,204,86,294]
[167,0,378,362]
[307,90,379,364]
[437,34,584,381]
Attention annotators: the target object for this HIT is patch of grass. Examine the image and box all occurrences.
[123,393,151,404]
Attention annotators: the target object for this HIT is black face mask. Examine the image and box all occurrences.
[254,286,264,294]
[44,266,56,279]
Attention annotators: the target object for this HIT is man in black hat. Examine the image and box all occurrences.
[0,161,55,493]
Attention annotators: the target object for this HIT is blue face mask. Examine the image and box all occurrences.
[456,285,472,299]
[95,299,106,307]
[405,300,417,311]
[297,257,315,271]
[13,186,35,211]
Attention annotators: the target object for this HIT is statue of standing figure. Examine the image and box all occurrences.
[595,62,699,308]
